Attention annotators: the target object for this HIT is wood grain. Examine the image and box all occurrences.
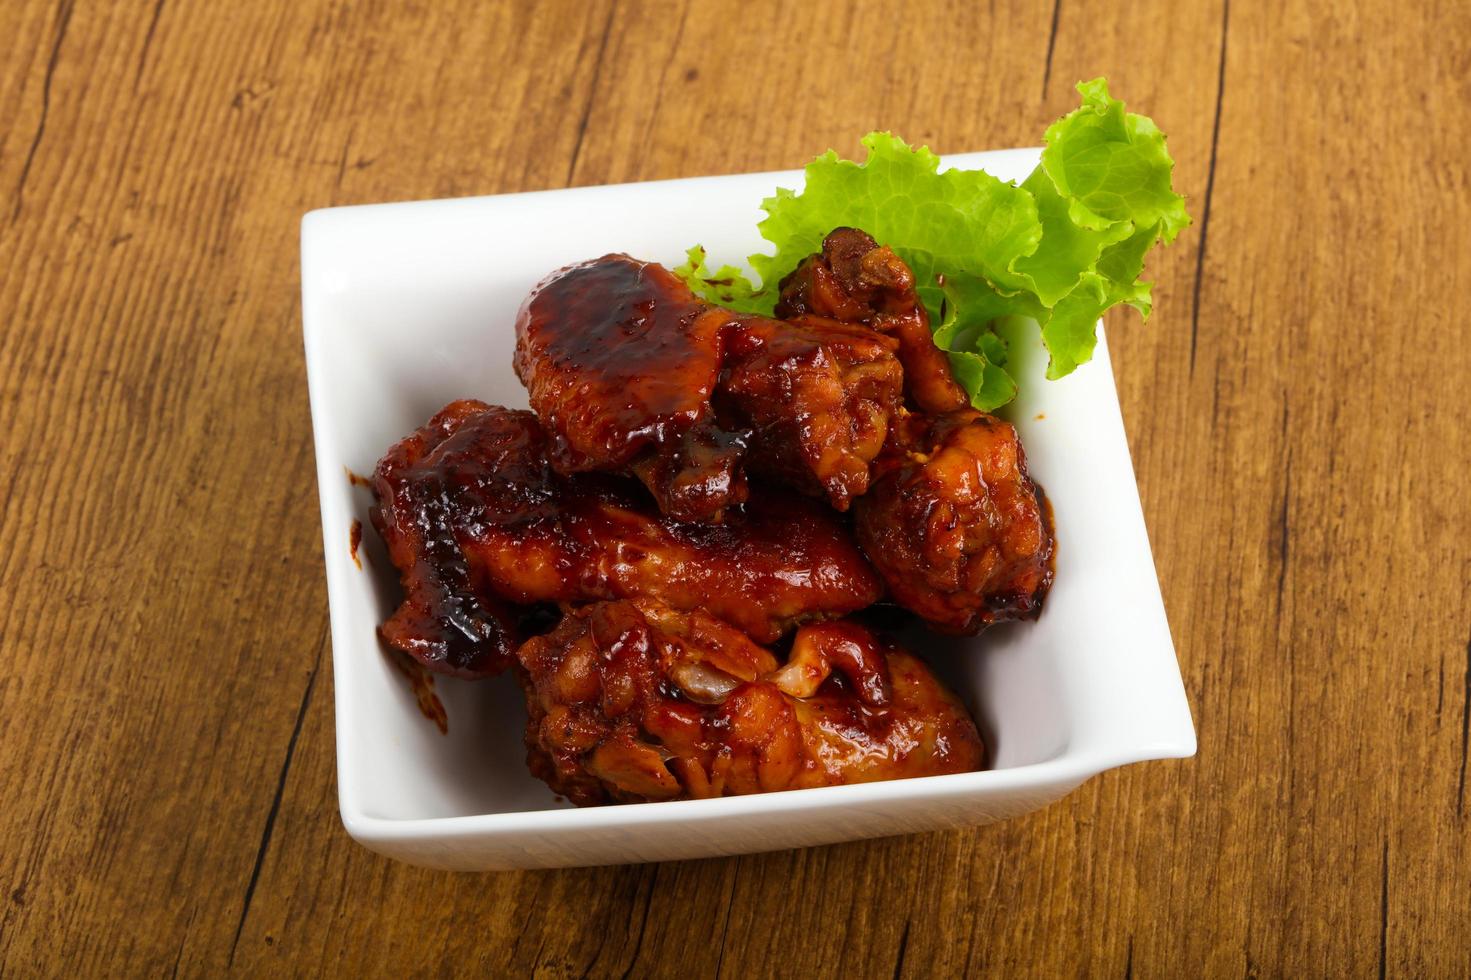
[2,0,1468,975]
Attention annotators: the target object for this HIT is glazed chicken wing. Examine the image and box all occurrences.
[717,314,902,509]
[854,409,1054,634]
[513,256,748,521]
[370,399,528,679]
[773,229,1055,630]
[516,599,983,805]
[777,226,968,415]
[514,254,904,518]
[371,400,883,677]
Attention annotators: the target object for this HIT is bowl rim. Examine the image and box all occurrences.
[302,148,1198,844]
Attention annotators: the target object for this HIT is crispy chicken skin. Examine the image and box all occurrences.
[777,227,968,416]
[516,600,983,805]
[854,409,1054,634]
[371,400,883,677]
[514,254,904,517]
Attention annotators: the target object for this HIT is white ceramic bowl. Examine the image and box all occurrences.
[302,148,1196,871]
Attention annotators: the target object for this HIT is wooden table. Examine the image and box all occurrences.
[3,0,1468,974]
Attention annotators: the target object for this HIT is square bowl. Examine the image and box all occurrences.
[302,148,1196,871]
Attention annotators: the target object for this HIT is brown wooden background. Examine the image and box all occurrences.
[3,0,1469,975]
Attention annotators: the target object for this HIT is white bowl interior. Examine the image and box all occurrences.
[304,150,1195,825]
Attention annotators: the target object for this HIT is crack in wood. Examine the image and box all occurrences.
[1275,403,1292,611]
[890,919,911,980]
[167,909,194,979]
[333,124,357,202]
[134,0,167,93]
[1041,0,1063,99]
[1377,838,1389,980]
[711,859,740,979]
[566,1,619,187]
[1436,655,1445,721]
[639,0,691,162]
[616,865,660,980]
[227,623,326,965]
[1459,629,1470,818]
[1189,0,1230,374]
[13,0,76,222]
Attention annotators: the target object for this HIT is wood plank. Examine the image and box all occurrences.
[1,0,1468,975]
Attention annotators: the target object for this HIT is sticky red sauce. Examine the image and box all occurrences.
[345,466,372,488]
[386,648,449,734]
[349,519,363,569]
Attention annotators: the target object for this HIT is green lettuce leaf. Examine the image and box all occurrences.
[676,77,1189,409]
[672,246,767,314]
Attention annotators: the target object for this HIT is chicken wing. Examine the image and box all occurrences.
[371,400,883,677]
[513,256,748,522]
[514,254,904,518]
[853,409,1054,634]
[370,399,528,679]
[516,599,983,805]
[776,226,968,415]
[717,313,902,510]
